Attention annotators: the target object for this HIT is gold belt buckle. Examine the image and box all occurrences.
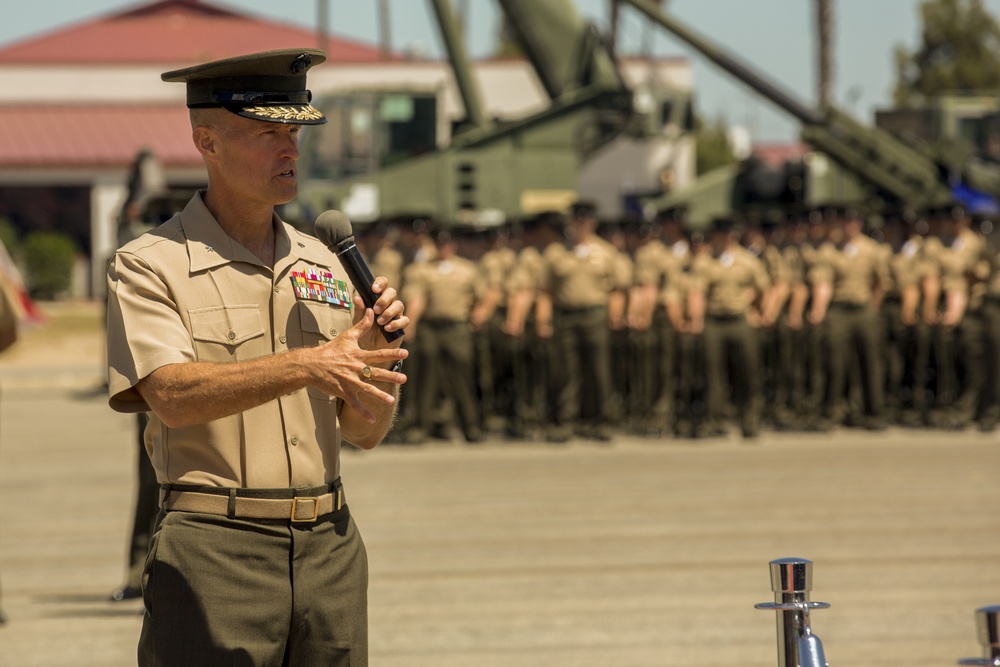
[290,496,319,522]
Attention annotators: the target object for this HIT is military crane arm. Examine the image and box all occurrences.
[428,0,487,130]
[496,0,627,98]
[620,0,968,209]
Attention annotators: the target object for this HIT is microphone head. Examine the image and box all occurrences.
[314,210,354,248]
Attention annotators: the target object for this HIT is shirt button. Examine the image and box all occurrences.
[279,334,287,344]
[273,285,280,293]
[329,327,337,337]
[227,331,236,341]
[290,436,299,446]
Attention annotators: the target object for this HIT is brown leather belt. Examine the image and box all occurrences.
[160,481,345,522]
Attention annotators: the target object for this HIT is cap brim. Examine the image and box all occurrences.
[228,103,327,125]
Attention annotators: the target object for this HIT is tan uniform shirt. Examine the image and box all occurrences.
[369,245,403,290]
[812,235,888,305]
[402,255,486,322]
[760,244,790,286]
[543,236,624,309]
[690,245,771,316]
[506,246,546,295]
[886,236,926,298]
[613,247,634,290]
[479,245,518,307]
[106,193,356,489]
[924,228,986,309]
[782,244,806,286]
[634,238,689,306]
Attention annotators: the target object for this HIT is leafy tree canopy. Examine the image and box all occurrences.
[894,0,1000,105]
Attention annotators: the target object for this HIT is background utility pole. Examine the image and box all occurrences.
[378,0,392,60]
[317,0,329,58]
[816,0,833,106]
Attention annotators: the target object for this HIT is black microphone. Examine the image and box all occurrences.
[314,210,404,342]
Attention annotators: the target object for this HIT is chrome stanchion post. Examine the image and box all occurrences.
[958,605,1000,666]
[755,557,830,667]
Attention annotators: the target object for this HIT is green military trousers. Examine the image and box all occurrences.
[702,314,761,436]
[138,504,368,667]
[825,302,883,425]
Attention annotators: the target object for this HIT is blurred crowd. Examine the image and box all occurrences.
[357,200,1000,444]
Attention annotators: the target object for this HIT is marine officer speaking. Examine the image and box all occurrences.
[106,49,408,666]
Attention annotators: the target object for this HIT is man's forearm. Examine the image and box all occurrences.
[137,348,313,428]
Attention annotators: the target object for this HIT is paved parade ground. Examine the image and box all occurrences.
[0,303,998,666]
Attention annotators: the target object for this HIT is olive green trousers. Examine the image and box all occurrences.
[138,505,368,666]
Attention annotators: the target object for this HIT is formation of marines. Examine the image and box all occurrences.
[356,199,1000,443]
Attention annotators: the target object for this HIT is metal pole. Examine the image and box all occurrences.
[316,0,330,58]
[958,605,1000,666]
[378,0,392,60]
[755,557,830,667]
[816,0,833,107]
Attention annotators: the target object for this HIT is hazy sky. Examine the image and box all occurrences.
[4,0,1000,142]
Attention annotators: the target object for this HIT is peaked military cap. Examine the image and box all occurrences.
[928,203,966,220]
[655,205,688,223]
[161,48,327,125]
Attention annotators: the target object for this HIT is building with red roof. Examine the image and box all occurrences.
[0,0,405,296]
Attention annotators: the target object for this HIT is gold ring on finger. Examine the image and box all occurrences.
[360,365,373,380]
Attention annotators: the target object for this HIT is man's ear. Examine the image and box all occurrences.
[192,126,220,163]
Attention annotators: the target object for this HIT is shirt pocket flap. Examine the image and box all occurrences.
[298,300,346,341]
[189,305,265,346]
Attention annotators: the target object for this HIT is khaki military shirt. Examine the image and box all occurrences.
[106,193,356,489]
[402,255,486,321]
[479,245,518,307]
[924,228,986,308]
[634,238,689,306]
[760,244,790,286]
[613,247,634,289]
[543,236,624,309]
[506,245,546,295]
[370,245,403,290]
[781,244,806,286]
[885,236,927,297]
[811,235,888,305]
[690,245,770,316]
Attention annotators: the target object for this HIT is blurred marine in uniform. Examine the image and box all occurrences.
[628,207,689,436]
[402,225,488,442]
[541,202,626,442]
[504,212,564,439]
[688,217,771,438]
[809,205,888,429]
[879,208,931,426]
[922,204,985,428]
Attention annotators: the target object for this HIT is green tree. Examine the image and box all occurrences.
[0,217,18,257]
[22,231,77,300]
[694,114,737,176]
[894,0,1000,105]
